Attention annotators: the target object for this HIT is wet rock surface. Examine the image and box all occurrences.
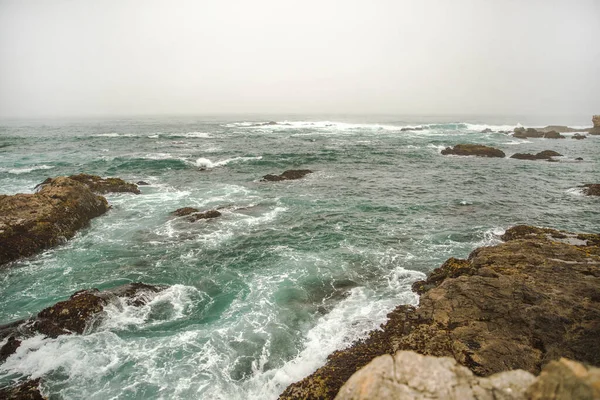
[171,207,221,221]
[510,150,563,160]
[280,225,600,399]
[0,177,109,266]
[0,379,45,400]
[440,144,505,158]
[581,184,600,196]
[262,169,313,181]
[66,174,141,194]
[0,283,165,361]
[572,133,587,140]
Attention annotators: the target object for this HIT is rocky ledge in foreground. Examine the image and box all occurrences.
[510,150,563,161]
[0,177,109,266]
[280,225,600,399]
[335,351,599,400]
[171,207,222,221]
[0,283,165,364]
[65,174,141,194]
[0,378,45,400]
[441,144,505,158]
[262,169,313,182]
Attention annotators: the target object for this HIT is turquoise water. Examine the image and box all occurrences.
[1,116,598,399]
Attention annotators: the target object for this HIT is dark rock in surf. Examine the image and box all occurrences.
[581,184,600,196]
[0,378,45,400]
[440,144,505,158]
[572,134,586,140]
[280,225,600,400]
[262,169,313,182]
[480,128,493,133]
[171,207,221,221]
[136,181,150,185]
[67,174,141,194]
[576,157,584,161]
[0,177,109,266]
[0,283,165,360]
[542,130,565,139]
[513,127,543,139]
[510,150,562,160]
[172,207,199,217]
[400,127,424,132]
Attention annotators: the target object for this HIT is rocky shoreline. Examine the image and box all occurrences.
[280,225,600,399]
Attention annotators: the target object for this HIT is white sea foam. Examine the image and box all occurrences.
[193,156,262,169]
[476,227,505,247]
[2,165,54,174]
[194,157,214,169]
[566,187,585,197]
[464,123,518,132]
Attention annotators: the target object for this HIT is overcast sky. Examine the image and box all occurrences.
[0,0,599,118]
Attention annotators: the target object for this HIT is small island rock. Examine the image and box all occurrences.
[262,169,313,181]
[441,144,505,158]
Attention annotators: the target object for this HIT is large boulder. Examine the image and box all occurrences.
[0,283,165,362]
[542,130,565,139]
[581,184,600,196]
[262,169,313,181]
[65,174,141,194]
[441,144,505,158]
[280,225,600,399]
[334,351,535,400]
[0,177,109,266]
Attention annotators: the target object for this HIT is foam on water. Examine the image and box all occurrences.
[1,165,54,174]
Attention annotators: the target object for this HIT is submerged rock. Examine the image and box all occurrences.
[0,378,45,400]
[510,150,562,160]
[0,177,109,266]
[440,144,505,158]
[581,184,600,196]
[0,283,165,361]
[334,351,535,400]
[280,225,600,399]
[171,207,221,221]
[66,174,141,194]
[262,169,313,181]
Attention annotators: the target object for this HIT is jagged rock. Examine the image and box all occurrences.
[581,184,600,196]
[66,174,140,194]
[0,283,165,360]
[572,134,586,140]
[280,225,600,400]
[480,128,493,133]
[543,130,565,139]
[262,169,313,181]
[510,150,563,160]
[0,177,109,266]
[334,351,535,400]
[513,127,544,139]
[171,207,221,221]
[440,144,505,158]
[526,358,600,400]
[0,379,45,400]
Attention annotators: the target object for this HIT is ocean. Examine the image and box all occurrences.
[0,115,598,399]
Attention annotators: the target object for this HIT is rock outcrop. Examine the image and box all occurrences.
[581,184,600,196]
[542,130,565,139]
[0,379,45,400]
[440,144,505,158]
[0,283,165,363]
[0,177,109,266]
[280,225,600,399]
[510,150,563,160]
[590,115,600,134]
[171,207,221,221]
[334,351,599,400]
[334,351,535,400]
[513,127,544,139]
[262,169,313,182]
[572,133,587,140]
[65,174,141,194]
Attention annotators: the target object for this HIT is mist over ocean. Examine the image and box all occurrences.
[1,115,598,399]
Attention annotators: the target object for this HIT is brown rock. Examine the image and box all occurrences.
[0,177,109,266]
[581,184,600,196]
[510,150,562,160]
[66,174,141,194]
[513,128,544,139]
[440,144,505,158]
[527,358,600,400]
[593,115,600,128]
[0,379,45,400]
[262,169,313,181]
[572,134,587,140]
[542,130,565,139]
[280,226,600,399]
[172,207,199,217]
[171,207,221,221]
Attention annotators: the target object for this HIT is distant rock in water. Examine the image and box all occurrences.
[281,225,600,400]
[136,181,150,185]
[591,115,600,135]
[480,128,493,133]
[441,144,505,158]
[400,127,424,132]
[171,207,221,221]
[67,174,141,194]
[576,157,584,161]
[262,169,313,181]
[0,177,109,266]
[581,184,600,196]
[0,283,165,362]
[571,133,586,140]
[510,150,562,160]
[542,130,565,139]
[513,127,544,139]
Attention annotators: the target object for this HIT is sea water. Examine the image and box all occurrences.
[0,115,598,399]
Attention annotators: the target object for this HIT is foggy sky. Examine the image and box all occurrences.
[1,0,599,118]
